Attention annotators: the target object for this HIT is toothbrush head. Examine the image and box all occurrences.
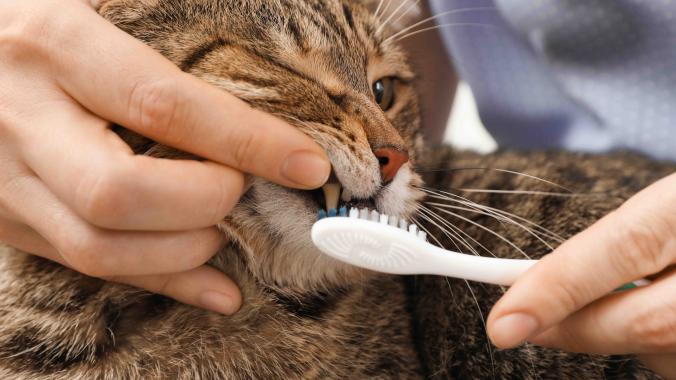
[311,207,429,273]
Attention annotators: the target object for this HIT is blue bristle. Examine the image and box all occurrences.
[339,207,347,217]
[317,209,327,220]
[328,208,338,217]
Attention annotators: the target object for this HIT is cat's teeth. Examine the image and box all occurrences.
[341,188,352,202]
[322,183,341,211]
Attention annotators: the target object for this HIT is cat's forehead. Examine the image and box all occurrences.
[100,0,410,93]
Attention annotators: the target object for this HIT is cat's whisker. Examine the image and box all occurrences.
[412,214,494,375]
[375,0,413,36]
[422,206,503,258]
[426,201,556,251]
[418,208,479,257]
[463,280,496,378]
[430,205,533,260]
[374,0,386,19]
[424,195,562,247]
[414,166,573,192]
[384,7,496,41]
[425,196,566,245]
[394,22,497,42]
[389,0,422,30]
[414,210,465,254]
[420,187,566,242]
[457,188,582,197]
[412,216,444,249]
[375,0,393,20]
[421,188,513,231]
[419,205,498,258]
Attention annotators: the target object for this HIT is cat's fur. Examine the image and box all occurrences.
[0,0,671,378]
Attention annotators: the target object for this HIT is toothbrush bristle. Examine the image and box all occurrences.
[317,209,327,220]
[317,207,427,241]
[408,224,418,235]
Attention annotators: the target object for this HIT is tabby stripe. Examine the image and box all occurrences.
[180,37,229,71]
[342,2,356,31]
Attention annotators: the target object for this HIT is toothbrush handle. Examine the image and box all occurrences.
[419,243,650,290]
[420,243,537,286]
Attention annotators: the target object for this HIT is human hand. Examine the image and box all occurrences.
[0,0,330,315]
[487,172,676,377]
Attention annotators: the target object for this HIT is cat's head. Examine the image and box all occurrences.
[98,0,425,292]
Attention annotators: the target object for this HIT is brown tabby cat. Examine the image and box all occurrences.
[0,0,671,378]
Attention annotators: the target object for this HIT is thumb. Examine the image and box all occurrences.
[487,174,676,348]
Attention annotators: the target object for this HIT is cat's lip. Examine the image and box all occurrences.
[311,181,377,214]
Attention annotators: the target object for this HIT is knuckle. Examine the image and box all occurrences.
[127,78,185,142]
[550,279,588,316]
[75,164,134,227]
[629,302,676,352]
[0,2,64,64]
[57,228,107,277]
[231,131,260,170]
[211,173,243,222]
[155,274,175,296]
[610,212,670,276]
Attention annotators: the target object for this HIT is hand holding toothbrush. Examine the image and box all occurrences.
[487,172,676,378]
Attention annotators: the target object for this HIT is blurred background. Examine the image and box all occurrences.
[444,82,497,153]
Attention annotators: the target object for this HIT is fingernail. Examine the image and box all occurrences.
[489,313,539,348]
[200,291,237,315]
[281,151,331,188]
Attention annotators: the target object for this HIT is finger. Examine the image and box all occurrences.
[528,270,676,354]
[637,354,676,379]
[0,217,64,264]
[19,102,246,231]
[487,176,676,348]
[110,265,242,316]
[5,173,224,277]
[51,2,329,189]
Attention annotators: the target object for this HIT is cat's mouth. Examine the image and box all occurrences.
[310,181,377,216]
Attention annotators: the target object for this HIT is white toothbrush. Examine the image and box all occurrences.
[311,207,650,289]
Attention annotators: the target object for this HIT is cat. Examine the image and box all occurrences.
[0,0,671,378]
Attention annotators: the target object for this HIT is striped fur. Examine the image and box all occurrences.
[0,1,670,378]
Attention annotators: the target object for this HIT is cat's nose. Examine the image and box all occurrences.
[374,147,409,184]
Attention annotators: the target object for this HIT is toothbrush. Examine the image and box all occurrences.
[311,207,651,289]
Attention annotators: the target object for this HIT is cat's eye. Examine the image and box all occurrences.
[372,77,395,111]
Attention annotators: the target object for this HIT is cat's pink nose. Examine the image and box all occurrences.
[374,147,409,184]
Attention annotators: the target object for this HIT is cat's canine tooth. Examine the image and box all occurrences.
[341,188,352,203]
[322,183,342,212]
